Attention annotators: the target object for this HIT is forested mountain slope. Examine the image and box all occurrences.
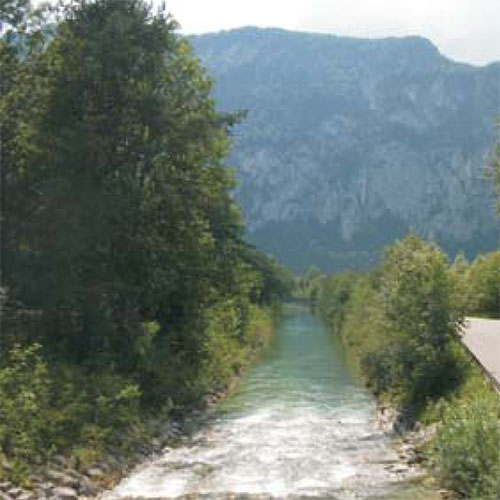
[191,27,499,271]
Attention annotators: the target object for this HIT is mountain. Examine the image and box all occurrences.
[190,27,500,272]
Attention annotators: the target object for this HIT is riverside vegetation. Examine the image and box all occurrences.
[1,1,499,498]
[315,235,500,499]
[0,0,291,489]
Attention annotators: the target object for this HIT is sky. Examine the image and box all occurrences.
[163,0,500,66]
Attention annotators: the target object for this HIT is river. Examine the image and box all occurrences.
[103,305,439,499]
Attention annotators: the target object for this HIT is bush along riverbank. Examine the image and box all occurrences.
[0,303,282,500]
[316,235,500,500]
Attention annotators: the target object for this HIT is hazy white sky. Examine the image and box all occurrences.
[164,0,500,66]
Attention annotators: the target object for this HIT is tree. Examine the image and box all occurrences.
[1,0,51,326]
[467,252,500,317]
[1,0,246,365]
[380,235,463,402]
[0,0,290,473]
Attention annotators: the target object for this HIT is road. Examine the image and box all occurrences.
[461,317,500,393]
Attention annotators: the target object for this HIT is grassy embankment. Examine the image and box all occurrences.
[315,235,500,500]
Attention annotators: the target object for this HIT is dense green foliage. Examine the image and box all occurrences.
[431,374,500,499]
[451,251,500,318]
[318,235,465,406]
[316,235,500,498]
[0,344,52,465]
[0,0,290,477]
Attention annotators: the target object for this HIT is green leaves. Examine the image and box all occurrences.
[2,0,249,354]
[377,236,465,402]
[0,0,289,481]
[433,392,500,499]
[464,252,500,317]
[318,235,466,405]
[0,343,51,464]
[381,235,458,346]
[1,0,287,432]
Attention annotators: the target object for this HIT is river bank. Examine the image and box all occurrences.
[0,367,256,500]
[0,404,224,500]
[2,301,478,500]
[97,306,444,499]
[314,239,500,499]
[374,404,454,499]
[0,304,280,500]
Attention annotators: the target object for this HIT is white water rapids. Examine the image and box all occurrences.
[102,306,438,499]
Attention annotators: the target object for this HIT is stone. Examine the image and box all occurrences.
[27,474,44,485]
[85,467,104,479]
[50,456,67,468]
[150,438,162,451]
[38,483,54,494]
[45,470,61,481]
[17,493,34,500]
[438,489,454,499]
[0,492,14,500]
[51,486,78,500]
[408,454,424,465]
[45,471,76,487]
[65,470,88,485]
[77,478,100,496]
[98,462,110,473]
[392,465,410,474]
[6,488,22,498]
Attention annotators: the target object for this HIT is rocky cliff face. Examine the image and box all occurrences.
[191,27,499,271]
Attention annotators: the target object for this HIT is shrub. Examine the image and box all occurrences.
[243,304,274,351]
[199,299,243,389]
[0,343,52,466]
[432,393,500,499]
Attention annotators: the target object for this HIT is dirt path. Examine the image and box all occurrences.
[461,317,500,393]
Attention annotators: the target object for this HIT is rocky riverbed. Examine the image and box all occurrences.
[0,383,235,500]
[0,401,449,500]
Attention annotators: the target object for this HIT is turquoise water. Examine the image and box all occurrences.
[221,305,368,414]
[104,306,438,499]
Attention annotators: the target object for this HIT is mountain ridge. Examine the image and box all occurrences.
[191,27,499,272]
[192,26,500,69]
